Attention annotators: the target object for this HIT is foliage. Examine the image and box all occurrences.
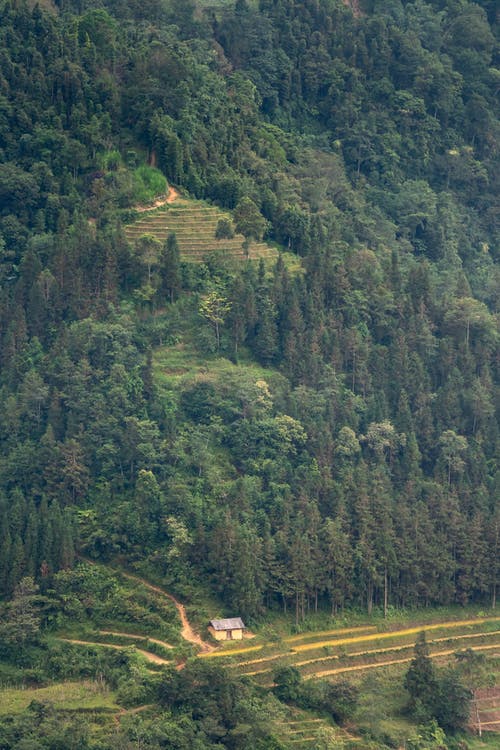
[404,632,472,732]
[131,165,168,205]
[0,0,498,743]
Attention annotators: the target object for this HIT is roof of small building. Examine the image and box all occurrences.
[209,618,245,631]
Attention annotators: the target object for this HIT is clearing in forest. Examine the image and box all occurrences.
[124,190,278,263]
[0,680,119,715]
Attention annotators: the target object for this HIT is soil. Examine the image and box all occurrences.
[134,186,179,212]
[120,572,214,653]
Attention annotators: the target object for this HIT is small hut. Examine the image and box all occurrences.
[208,617,246,641]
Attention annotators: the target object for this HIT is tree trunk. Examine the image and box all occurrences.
[384,567,388,618]
[367,580,373,615]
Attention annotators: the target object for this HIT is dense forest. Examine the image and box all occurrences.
[0,0,499,745]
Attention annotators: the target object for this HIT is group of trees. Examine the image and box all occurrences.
[0,0,498,746]
[405,632,472,732]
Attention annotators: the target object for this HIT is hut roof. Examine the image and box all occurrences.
[209,618,245,631]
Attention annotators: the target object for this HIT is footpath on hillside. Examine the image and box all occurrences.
[120,571,214,653]
[134,186,179,212]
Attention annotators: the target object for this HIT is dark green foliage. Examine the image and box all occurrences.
[0,1,497,747]
[0,577,42,650]
[0,0,497,635]
[160,232,182,304]
[404,632,438,721]
[404,633,472,732]
[273,665,303,702]
[215,218,235,240]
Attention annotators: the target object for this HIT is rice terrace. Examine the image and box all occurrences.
[13,562,497,747]
[124,189,278,263]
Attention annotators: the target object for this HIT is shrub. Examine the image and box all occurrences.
[131,165,168,204]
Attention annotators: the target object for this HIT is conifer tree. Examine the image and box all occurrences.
[404,632,437,721]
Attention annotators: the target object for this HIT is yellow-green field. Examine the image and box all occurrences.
[0,681,118,715]
[124,196,278,263]
[211,615,500,685]
[26,563,499,747]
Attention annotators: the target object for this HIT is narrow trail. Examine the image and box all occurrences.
[114,704,153,726]
[134,186,179,212]
[58,639,172,665]
[120,571,214,653]
[99,631,173,649]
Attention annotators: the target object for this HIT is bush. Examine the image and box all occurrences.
[131,165,168,204]
[215,218,234,239]
[273,666,302,702]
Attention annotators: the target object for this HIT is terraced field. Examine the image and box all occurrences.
[46,564,500,744]
[271,706,356,748]
[471,687,500,735]
[200,616,500,687]
[124,196,278,263]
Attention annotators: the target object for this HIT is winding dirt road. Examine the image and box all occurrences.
[121,571,214,653]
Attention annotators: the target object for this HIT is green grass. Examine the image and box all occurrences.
[131,165,167,204]
[0,681,119,715]
[153,342,285,391]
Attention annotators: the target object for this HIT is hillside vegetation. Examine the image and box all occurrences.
[0,0,498,747]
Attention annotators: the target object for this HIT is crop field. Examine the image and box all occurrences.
[225,616,500,684]
[470,687,500,735]
[41,564,500,747]
[124,197,278,263]
[0,681,119,715]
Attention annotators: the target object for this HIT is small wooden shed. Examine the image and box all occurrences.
[208,617,246,641]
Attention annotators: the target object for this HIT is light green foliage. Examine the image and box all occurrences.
[199,290,232,349]
[131,166,168,204]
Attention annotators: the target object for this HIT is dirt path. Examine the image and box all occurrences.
[58,638,172,665]
[134,186,179,212]
[99,630,173,649]
[114,703,153,726]
[121,572,214,653]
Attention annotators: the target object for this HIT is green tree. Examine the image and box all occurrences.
[438,430,468,486]
[199,290,232,350]
[159,231,181,303]
[273,666,302,703]
[215,217,234,239]
[233,197,268,241]
[404,632,437,721]
[0,577,41,646]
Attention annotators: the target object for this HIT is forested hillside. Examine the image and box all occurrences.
[0,0,499,745]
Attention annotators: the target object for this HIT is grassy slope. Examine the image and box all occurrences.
[0,681,119,715]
